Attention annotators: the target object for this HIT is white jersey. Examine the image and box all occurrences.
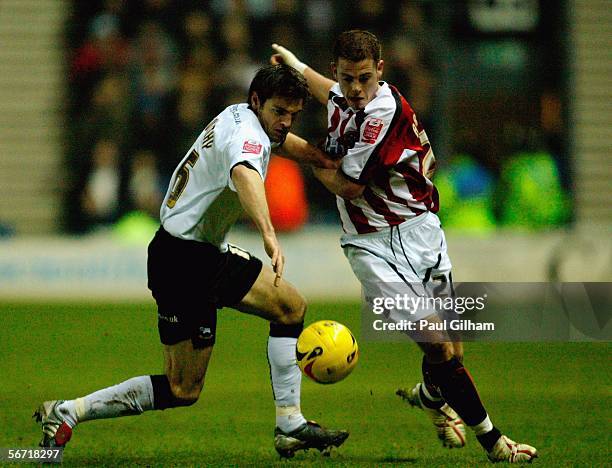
[325,82,438,235]
[160,103,272,247]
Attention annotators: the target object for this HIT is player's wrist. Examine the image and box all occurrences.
[292,61,307,74]
[272,43,307,74]
[261,226,276,237]
[283,56,307,74]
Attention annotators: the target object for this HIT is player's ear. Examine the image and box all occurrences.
[331,62,337,81]
[250,92,260,110]
[376,59,384,80]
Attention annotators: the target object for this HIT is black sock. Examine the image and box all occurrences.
[476,427,503,452]
[424,383,442,399]
[150,374,178,410]
[422,356,487,426]
[269,322,303,338]
[421,367,444,405]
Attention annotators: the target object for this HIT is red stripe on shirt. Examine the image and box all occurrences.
[360,88,417,182]
[343,199,378,234]
[395,161,437,211]
[372,169,426,216]
[363,187,405,226]
[339,111,354,136]
[328,107,341,133]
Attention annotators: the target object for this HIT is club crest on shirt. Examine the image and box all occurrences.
[362,118,384,144]
[242,140,262,154]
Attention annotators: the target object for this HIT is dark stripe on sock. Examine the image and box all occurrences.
[477,427,503,452]
[269,322,304,338]
[422,356,487,426]
[422,365,443,402]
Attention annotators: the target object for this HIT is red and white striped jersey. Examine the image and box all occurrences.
[325,82,438,235]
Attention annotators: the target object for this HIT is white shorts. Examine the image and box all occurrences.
[341,211,453,322]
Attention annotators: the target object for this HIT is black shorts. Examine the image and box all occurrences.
[147,226,263,348]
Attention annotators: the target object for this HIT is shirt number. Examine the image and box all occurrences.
[166,149,199,208]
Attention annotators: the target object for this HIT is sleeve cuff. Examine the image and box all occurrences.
[339,168,367,185]
[229,161,261,192]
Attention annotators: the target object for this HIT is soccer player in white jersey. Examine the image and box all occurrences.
[34,64,348,459]
[271,31,538,463]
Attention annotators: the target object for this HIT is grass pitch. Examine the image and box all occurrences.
[1,302,609,466]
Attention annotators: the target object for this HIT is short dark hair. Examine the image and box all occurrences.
[333,30,381,63]
[248,64,309,107]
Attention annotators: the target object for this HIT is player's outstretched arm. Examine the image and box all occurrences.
[280,133,340,170]
[231,164,284,286]
[271,44,335,106]
[312,167,365,200]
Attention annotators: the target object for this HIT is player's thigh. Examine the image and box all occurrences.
[395,213,452,281]
[345,242,421,285]
[163,339,214,392]
[452,341,464,361]
[236,264,306,323]
[345,244,424,310]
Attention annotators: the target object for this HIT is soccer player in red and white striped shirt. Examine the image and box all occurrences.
[272,31,537,463]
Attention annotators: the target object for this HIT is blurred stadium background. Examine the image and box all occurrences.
[0,0,610,299]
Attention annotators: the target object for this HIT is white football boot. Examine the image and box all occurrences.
[487,435,538,463]
[397,383,466,448]
[33,400,73,448]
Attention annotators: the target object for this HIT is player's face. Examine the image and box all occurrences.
[252,95,303,143]
[333,58,384,110]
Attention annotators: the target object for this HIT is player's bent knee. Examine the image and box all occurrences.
[275,311,298,326]
[150,374,203,410]
[289,294,307,323]
[421,341,454,363]
[169,381,203,407]
[276,294,306,326]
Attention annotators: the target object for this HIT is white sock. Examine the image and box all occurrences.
[470,414,494,435]
[267,336,307,433]
[57,376,155,427]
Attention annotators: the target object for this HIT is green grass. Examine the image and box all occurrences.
[1,302,609,466]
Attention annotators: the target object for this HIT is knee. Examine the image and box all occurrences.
[276,293,306,326]
[169,381,203,407]
[422,341,454,363]
[452,343,464,362]
[291,295,307,323]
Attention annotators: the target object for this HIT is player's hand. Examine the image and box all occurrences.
[271,44,307,73]
[263,231,284,287]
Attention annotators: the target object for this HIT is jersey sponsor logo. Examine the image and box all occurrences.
[362,118,384,144]
[158,313,179,323]
[242,139,262,154]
